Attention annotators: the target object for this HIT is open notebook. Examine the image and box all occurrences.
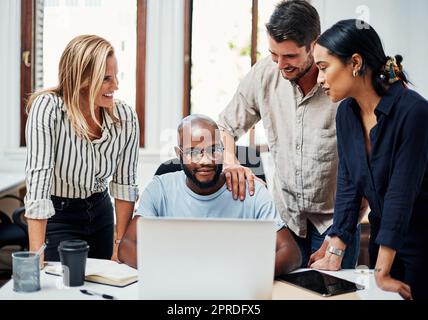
[45,258,138,287]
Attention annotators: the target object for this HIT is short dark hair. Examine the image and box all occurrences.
[266,0,320,49]
[317,19,409,96]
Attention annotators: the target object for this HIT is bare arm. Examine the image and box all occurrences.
[28,218,47,266]
[308,239,329,267]
[220,129,255,200]
[309,199,369,267]
[113,199,135,262]
[25,95,57,265]
[110,104,139,262]
[274,227,302,276]
[117,216,139,268]
[374,245,412,300]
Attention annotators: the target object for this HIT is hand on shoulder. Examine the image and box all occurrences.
[223,164,255,200]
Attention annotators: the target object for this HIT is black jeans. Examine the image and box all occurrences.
[369,213,428,300]
[45,190,114,261]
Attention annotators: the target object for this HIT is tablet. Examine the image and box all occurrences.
[276,270,364,297]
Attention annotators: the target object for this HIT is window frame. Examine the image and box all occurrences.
[182,0,192,118]
[20,0,34,148]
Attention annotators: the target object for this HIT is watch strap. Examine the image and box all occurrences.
[328,245,345,257]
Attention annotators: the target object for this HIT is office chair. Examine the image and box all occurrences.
[12,207,27,236]
[0,195,28,278]
[155,145,266,182]
[0,195,27,250]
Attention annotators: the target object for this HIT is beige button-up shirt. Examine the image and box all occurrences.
[218,56,339,237]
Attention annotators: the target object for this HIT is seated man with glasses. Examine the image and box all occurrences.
[118,114,302,276]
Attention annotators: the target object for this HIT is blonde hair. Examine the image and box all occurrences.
[26,34,120,139]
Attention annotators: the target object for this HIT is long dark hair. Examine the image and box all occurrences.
[318,19,409,96]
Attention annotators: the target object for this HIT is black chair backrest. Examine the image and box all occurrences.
[154,145,265,182]
[0,195,28,250]
[12,207,28,235]
[154,158,181,176]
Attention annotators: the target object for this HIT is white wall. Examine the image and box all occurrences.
[0,0,21,153]
[312,0,428,98]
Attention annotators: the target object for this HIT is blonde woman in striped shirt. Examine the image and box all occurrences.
[25,35,139,264]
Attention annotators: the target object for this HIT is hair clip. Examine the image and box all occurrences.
[384,57,401,84]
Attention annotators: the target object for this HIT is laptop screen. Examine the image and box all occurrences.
[137,217,277,299]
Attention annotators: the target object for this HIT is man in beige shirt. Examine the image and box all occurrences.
[218,0,360,268]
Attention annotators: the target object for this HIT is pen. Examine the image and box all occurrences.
[80,289,116,300]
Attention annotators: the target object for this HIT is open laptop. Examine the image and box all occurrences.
[137,217,277,300]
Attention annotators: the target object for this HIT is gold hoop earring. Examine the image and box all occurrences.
[353,70,358,77]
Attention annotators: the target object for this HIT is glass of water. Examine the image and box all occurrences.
[12,251,41,293]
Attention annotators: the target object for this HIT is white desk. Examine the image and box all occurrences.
[0,267,401,300]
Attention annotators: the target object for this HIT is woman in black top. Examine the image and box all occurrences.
[310,19,428,300]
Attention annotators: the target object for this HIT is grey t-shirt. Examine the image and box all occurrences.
[136,171,284,231]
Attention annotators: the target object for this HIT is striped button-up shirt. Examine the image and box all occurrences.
[24,93,139,219]
[218,56,339,237]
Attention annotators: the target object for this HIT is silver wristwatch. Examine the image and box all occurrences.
[328,245,345,257]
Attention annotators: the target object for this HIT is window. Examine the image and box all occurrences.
[190,0,251,121]
[20,0,147,147]
[188,0,279,149]
[39,0,137,103]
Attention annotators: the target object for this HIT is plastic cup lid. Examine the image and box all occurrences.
[58,239,89,252]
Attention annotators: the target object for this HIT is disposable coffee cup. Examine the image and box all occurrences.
[58,240,89,287]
